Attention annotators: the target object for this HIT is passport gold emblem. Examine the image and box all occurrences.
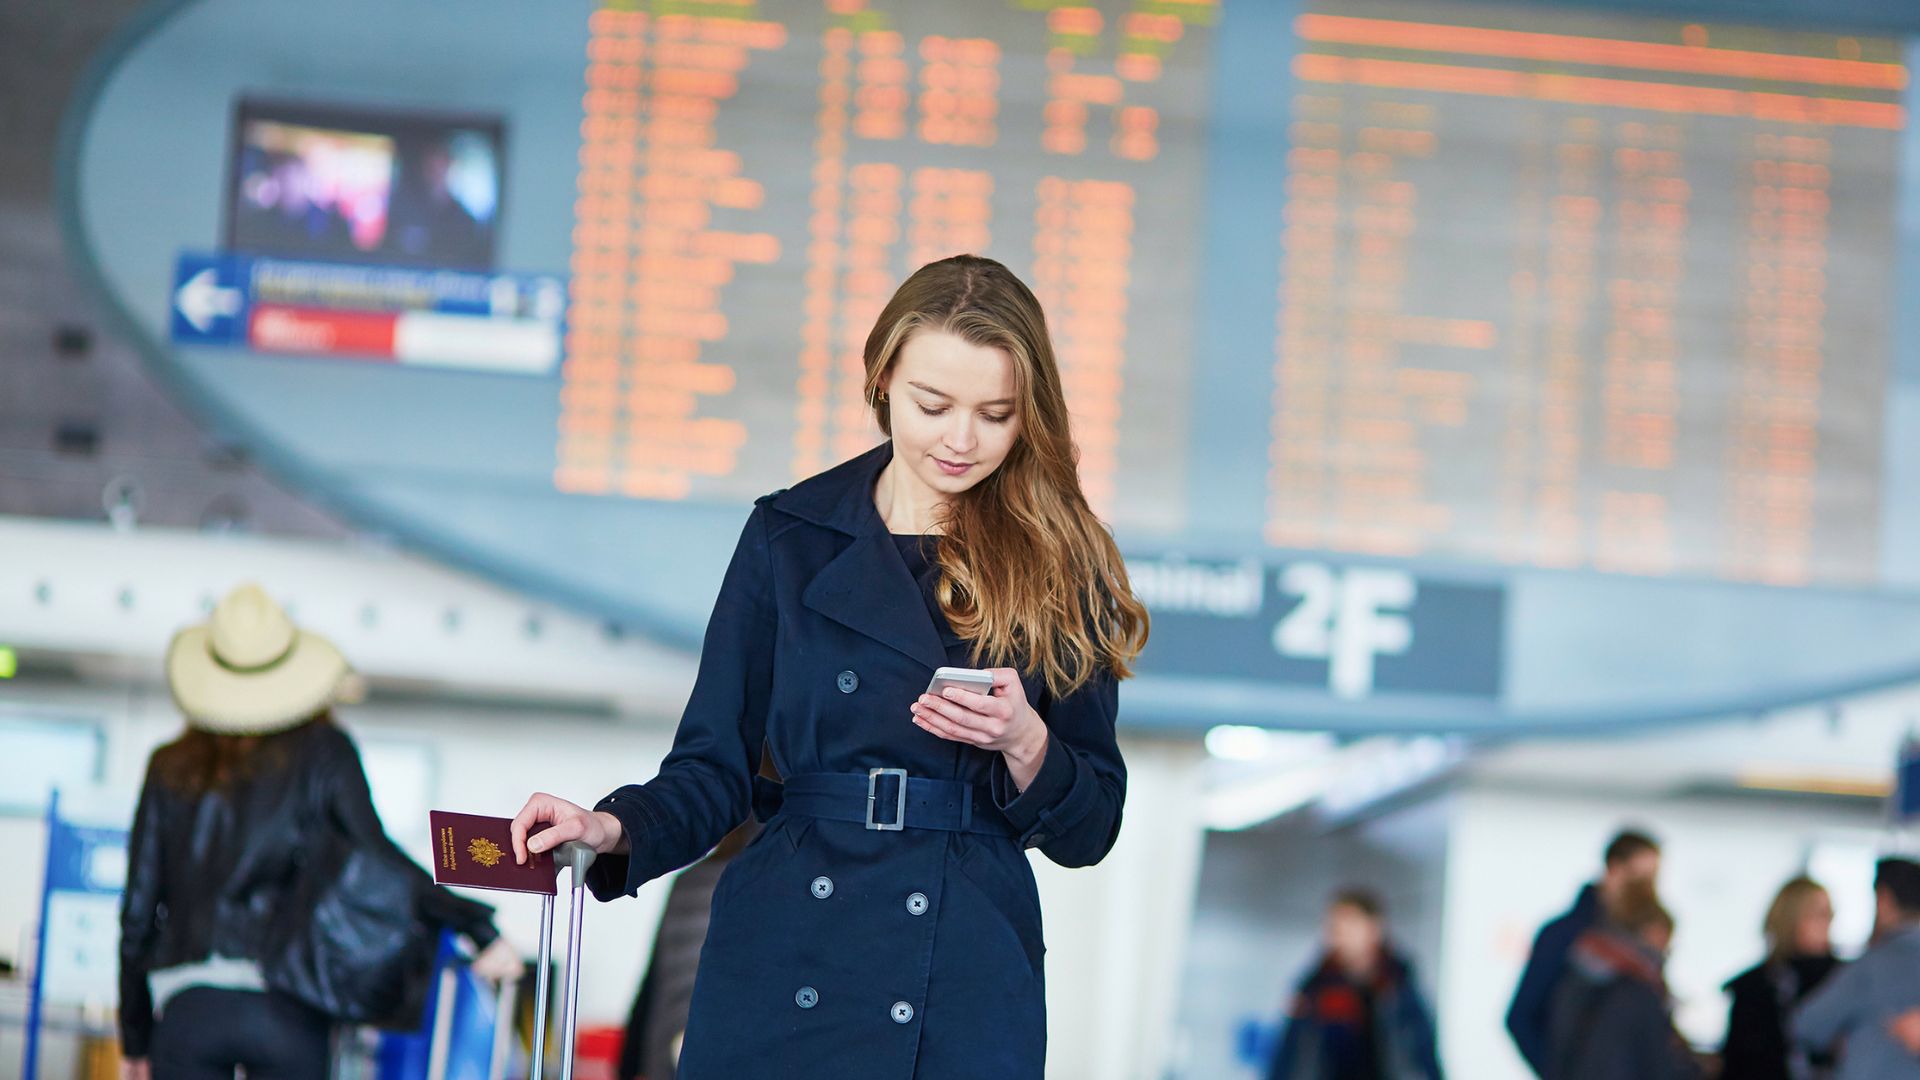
[468,837,505,868]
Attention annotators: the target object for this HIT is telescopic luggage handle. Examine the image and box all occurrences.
[530,840,597,1080]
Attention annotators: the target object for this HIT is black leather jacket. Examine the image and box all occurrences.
[119,718,496,1056]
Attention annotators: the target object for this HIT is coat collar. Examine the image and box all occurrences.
[769,440,895,536]
[767,442,951,672]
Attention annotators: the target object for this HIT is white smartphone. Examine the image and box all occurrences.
[926,666,995,698]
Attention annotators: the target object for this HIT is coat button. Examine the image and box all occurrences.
[836,670,859,693]
[796,986,819,1009]
[811,876,834,899]
[891,1001,915,1024]
[906,892,929,916]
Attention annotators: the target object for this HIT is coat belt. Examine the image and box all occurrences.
[754,772,1016,837]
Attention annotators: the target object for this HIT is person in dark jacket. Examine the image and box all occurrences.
[508,255,1153,1079]
[1507,829,1662,1075]
[1545,881,1701,1080]
[1268,888,1443,1080]
[119,584,519,1080]
[1721,875,1840,1080]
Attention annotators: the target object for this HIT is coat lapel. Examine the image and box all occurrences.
[802,531,950,672]
[783,442,952,673]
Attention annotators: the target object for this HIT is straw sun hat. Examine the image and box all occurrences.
[165,583,355,735]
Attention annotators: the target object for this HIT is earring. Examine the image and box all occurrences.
[876,391,889,403]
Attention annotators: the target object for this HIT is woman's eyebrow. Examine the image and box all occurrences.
[907,380,1014,407]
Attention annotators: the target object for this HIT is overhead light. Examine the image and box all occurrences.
[1736,768,1890,799]
[1204,725,1337,763]
[1204,725,1273,761]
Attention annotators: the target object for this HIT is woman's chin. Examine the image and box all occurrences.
[921,464,988,494]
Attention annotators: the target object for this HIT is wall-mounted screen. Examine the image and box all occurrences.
[224,97,505,271]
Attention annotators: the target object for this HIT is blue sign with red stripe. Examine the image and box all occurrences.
[169,251,566,375]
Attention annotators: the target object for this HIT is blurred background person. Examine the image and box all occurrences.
[618,818,763,1080]
[1721,875,1840,1080]
[1267,887,1443,1080]
[386,134,491,268]
[118,584,521,1080]
[1791,858,1920,1079]
[1544,880,1701,1080]
[1506,829,1663,1075]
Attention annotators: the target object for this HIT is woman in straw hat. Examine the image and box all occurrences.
[118,583,520,1080]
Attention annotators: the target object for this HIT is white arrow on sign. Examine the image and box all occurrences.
[173,268,244,333]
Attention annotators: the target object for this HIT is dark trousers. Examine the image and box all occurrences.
[150,987,333,1080]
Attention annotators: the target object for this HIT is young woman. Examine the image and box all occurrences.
[120,584,519,1080]
[1720,876,1840,1080]
[510,254,1149,1078]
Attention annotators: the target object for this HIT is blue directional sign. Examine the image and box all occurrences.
[169,251,566,374]
[169,251,250,345]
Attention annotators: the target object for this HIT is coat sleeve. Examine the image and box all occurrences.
[988,666,1126,868]
[1268,977,1315,1080]
[1720,975,1770,1075]
[1790,958,1865,1054]
[1506,912,1575,1076]
[118,756,164,1059]
[319,725,498,947]
[1402,974,1446,1080]
[588,504,776,900]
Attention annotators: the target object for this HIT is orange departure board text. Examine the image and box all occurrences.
[554,0,1905,589]
[1266,1,1902,585]
[558,0,1215,531]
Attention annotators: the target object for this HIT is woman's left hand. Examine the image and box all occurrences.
[910,667,1050,790]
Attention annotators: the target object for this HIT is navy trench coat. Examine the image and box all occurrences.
[585,442,1127,1079]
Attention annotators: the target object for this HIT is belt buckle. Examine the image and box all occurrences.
[866,767,908,831]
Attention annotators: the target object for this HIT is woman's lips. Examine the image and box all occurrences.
[933,456,973,476]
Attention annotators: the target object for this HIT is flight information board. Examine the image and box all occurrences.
[1266,2,1901,586]
[551,0,1905,587]
[558,0,1217,535]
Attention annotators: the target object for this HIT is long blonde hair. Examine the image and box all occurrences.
[862,255,1149,698]
[1763,876,1828,963]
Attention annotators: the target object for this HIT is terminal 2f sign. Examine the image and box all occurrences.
[1126,554,1504,702]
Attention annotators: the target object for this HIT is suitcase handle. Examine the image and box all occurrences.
[555,839,598,879]
[529,841,599,1080]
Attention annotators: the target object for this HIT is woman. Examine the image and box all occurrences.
[1722,876,1840,1080]
[119,583,519,1080]
[1268,888,1443,1080]
[1545,880,1702,1080]
[510,254,1150,1078]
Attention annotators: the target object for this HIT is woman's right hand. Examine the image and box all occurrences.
[509,792,626,865]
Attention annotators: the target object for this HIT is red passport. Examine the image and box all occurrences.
[429,811,558,895]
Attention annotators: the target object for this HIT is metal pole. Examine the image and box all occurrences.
[22,791,59,1080]
[554,842,598,1080]
[530,892,555,1079]
[489,976,519,1080]
[560,876,587,1080]
[425,965,458,1080]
